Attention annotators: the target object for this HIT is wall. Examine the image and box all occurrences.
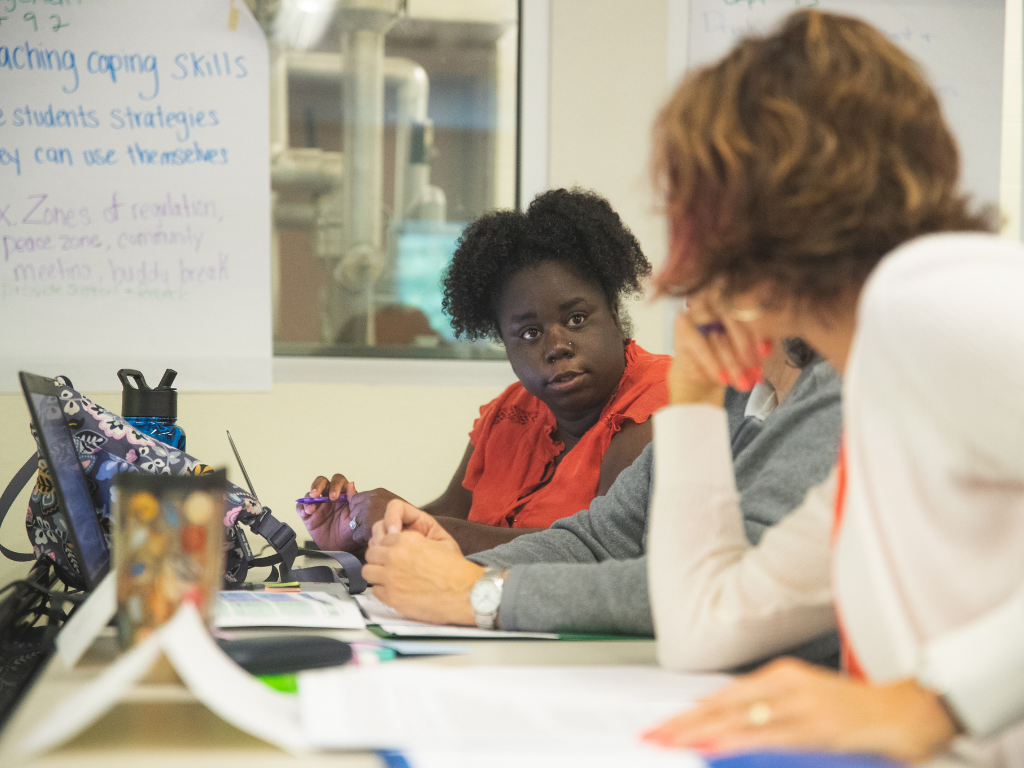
[548,0,671,354]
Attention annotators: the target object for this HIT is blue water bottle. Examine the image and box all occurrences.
[117,368,186,451]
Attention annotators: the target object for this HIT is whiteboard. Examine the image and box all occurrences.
[0,1,271,391]
[669,0,1006,212]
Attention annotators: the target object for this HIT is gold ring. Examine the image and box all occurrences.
[727,307,763,322]
[747,701,772,727]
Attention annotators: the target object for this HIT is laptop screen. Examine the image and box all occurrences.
[21,375,110,589]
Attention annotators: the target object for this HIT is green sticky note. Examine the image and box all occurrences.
[258,674,298,694]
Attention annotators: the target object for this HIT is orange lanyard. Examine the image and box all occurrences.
[833,442,867,680]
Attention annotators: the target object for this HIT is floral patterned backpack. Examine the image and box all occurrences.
[1,376,362,592]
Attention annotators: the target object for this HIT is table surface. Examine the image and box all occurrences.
[0,618,658,767]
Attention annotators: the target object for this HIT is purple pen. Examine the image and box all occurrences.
[696,321,726,337]
[296,495,340,504]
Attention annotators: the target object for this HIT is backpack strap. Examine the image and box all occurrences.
[284,552,366,594]
[248,508,299,569]
[242,508,366,593]
[0,454,40,563]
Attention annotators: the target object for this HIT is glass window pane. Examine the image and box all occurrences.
[253,0,518,359]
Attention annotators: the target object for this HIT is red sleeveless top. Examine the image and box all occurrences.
[463,341,669,529]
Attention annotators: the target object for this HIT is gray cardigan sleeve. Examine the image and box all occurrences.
[733,363,843,544]
[472,445,655,635]
[499,558,653,635]
[475,362,842,640]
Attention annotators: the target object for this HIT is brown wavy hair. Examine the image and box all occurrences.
[652,10,994,307]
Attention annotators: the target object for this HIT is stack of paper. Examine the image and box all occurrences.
[355,593,558,639]
[215,590,365,629]
[29,576,724,765]
[52,575,366,671]
[299,663,730,752]
[16,604,308,760]
[385,745,705,768]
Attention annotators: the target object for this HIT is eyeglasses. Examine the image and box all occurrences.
[722,305,763,322]
[671,288,764,322]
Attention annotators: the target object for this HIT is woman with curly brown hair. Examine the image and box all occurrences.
[640,9,1024,765]
[300,188,670,557]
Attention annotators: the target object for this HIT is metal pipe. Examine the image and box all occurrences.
[267,38,288,340]
[334,1,399,345]
[286,52,429,222]
[273,202,317,227]
[271,191,281,337]
[341,28,385,346]
[389,58,428,225]
[341,29,384,261]
[269,42,290,158]
[271,149,342,193]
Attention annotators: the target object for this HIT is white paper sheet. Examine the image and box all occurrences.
[0,0,271,391]
[215,590,366,629]
[160,603,307,753]
[17,603,307,759]
[55,568,117,669]
[53,582,365,671]
[18,626,163,758]
[399,745,706,768]
[380,641,471,656]
[355,593,558,640]
[299,664,730,751]
[377,623,560,639]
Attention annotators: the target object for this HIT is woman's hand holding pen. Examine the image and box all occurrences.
[296,473,360,553]
[346,487,404,545]
[297,474,410,556]
[670,288,772,406]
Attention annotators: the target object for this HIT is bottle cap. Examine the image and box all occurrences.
[118,369,178,419]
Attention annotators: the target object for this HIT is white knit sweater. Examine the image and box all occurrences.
[649,233,1024,767]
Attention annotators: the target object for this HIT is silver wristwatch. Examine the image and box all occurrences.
[469,566,505,630]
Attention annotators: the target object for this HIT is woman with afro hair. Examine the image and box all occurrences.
[300,188,670,557]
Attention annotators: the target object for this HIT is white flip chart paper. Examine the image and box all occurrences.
[672,0,1006,211]
[0,0,271,391]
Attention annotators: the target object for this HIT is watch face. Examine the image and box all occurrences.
[470,580,501,614]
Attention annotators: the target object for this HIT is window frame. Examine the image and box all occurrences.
[272,0,548,386]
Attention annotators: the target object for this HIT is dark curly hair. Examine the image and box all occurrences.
[652,10,994,307]
[442,188,652,341]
